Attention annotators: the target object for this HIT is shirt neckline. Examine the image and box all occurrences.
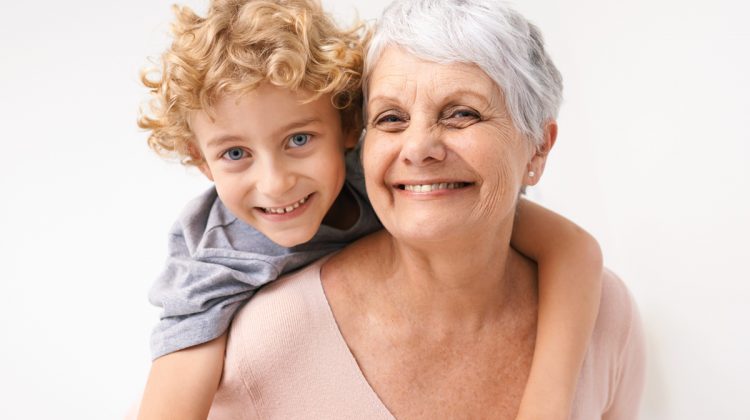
[308,259,397,419]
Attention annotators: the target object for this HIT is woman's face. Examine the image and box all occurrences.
[363,47,536,244]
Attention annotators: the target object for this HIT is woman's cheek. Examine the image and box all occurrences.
[474,165,510,220]
[471,145,525,221]
[362,133,389,183]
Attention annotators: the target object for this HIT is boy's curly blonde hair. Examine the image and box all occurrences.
[139,0,368,166]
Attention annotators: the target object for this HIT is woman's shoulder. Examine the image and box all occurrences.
[210,259,334,416]
[574,268,646,418]
[211,256,392,419]
[594,269,643,352]
[227,259,331,358]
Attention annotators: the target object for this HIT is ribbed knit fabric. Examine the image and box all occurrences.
[208,259,645,419]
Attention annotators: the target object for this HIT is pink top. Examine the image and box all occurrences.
[208,259,645,419]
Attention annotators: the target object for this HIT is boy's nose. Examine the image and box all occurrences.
[254,159,296,198]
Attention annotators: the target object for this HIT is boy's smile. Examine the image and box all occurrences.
[257,192,312,215]
[191,83,357,247]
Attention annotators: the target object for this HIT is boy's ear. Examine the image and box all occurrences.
[188,142,214,181]
[525,120,557,186]
[198,162,214,181]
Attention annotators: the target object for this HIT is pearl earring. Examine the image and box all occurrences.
[528,170,536,178]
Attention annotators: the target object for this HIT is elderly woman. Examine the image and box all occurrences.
[209,0,645,418]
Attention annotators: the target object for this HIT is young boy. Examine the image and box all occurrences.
[137,0,602,419]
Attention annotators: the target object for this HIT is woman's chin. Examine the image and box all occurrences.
[384,218,470,247]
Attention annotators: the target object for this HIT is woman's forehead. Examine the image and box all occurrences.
[367,47,499,105]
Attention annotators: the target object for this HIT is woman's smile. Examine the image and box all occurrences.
[396,182,472,192]
[393,181,475,200]
[364,47,531,241]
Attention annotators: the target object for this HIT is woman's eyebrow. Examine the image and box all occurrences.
[366,94,399,108]
[368,89,492,109]
[442,89,492,106]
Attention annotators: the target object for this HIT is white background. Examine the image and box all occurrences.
[0,0,748,418]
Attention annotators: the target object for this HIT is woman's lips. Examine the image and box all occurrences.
[397,182,472,192]
[394,182,474,193]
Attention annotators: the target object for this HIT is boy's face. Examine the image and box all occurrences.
[191,84,357,247]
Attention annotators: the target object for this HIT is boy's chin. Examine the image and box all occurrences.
[264,228,317,248]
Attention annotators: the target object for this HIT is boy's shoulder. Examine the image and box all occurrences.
[165,188,353,273]
[172,187,220,235]
[168,187,281,257]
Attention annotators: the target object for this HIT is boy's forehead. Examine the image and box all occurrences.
[190,84,343,143]
[209,84,335,117]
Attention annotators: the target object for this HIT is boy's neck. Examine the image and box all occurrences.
[322,185,359,230]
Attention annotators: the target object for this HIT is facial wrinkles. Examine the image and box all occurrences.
[368,66,415,122]
[397,72,458,155]
[475,157,513,222]
[470,114,526,222]
[367,49,530,230]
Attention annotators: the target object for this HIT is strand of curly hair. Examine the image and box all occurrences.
[138,0,369,166]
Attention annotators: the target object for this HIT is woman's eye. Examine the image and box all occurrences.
[443,108,481,128]
[450,109,479,119]
[373,112,407,127]
[378,114,402,124]
[287,133,311,148]
[222,147,247,161]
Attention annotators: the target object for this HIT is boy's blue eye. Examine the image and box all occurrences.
[223,147,246,160]
[288,133,310,148]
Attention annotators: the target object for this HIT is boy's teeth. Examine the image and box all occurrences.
[264,195,308,214]
[403,183,464,192]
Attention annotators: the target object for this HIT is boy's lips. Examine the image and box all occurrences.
[255,193,314,217]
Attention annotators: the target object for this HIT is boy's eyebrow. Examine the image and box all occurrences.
[274,117,324,136]
[206,135,242,149]
[205,117,324,149]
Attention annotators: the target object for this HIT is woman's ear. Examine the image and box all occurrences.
[525,120,557,186]
[343,127,362,150]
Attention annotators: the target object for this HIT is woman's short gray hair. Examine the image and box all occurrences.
[365,0,563,147]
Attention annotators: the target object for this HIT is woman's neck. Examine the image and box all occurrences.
[398,233,515,325]
[321,229,540,420]
[332,225,536,332]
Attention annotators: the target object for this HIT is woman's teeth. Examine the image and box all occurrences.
[262,195,309,214]
[402,182,466,192]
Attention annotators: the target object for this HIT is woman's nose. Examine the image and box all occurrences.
[399,125,447,166]
[254,158,296,198]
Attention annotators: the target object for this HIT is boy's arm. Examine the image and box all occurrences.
[137,332,227,420]
[137,190,255,419]
[511,198,603,420]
